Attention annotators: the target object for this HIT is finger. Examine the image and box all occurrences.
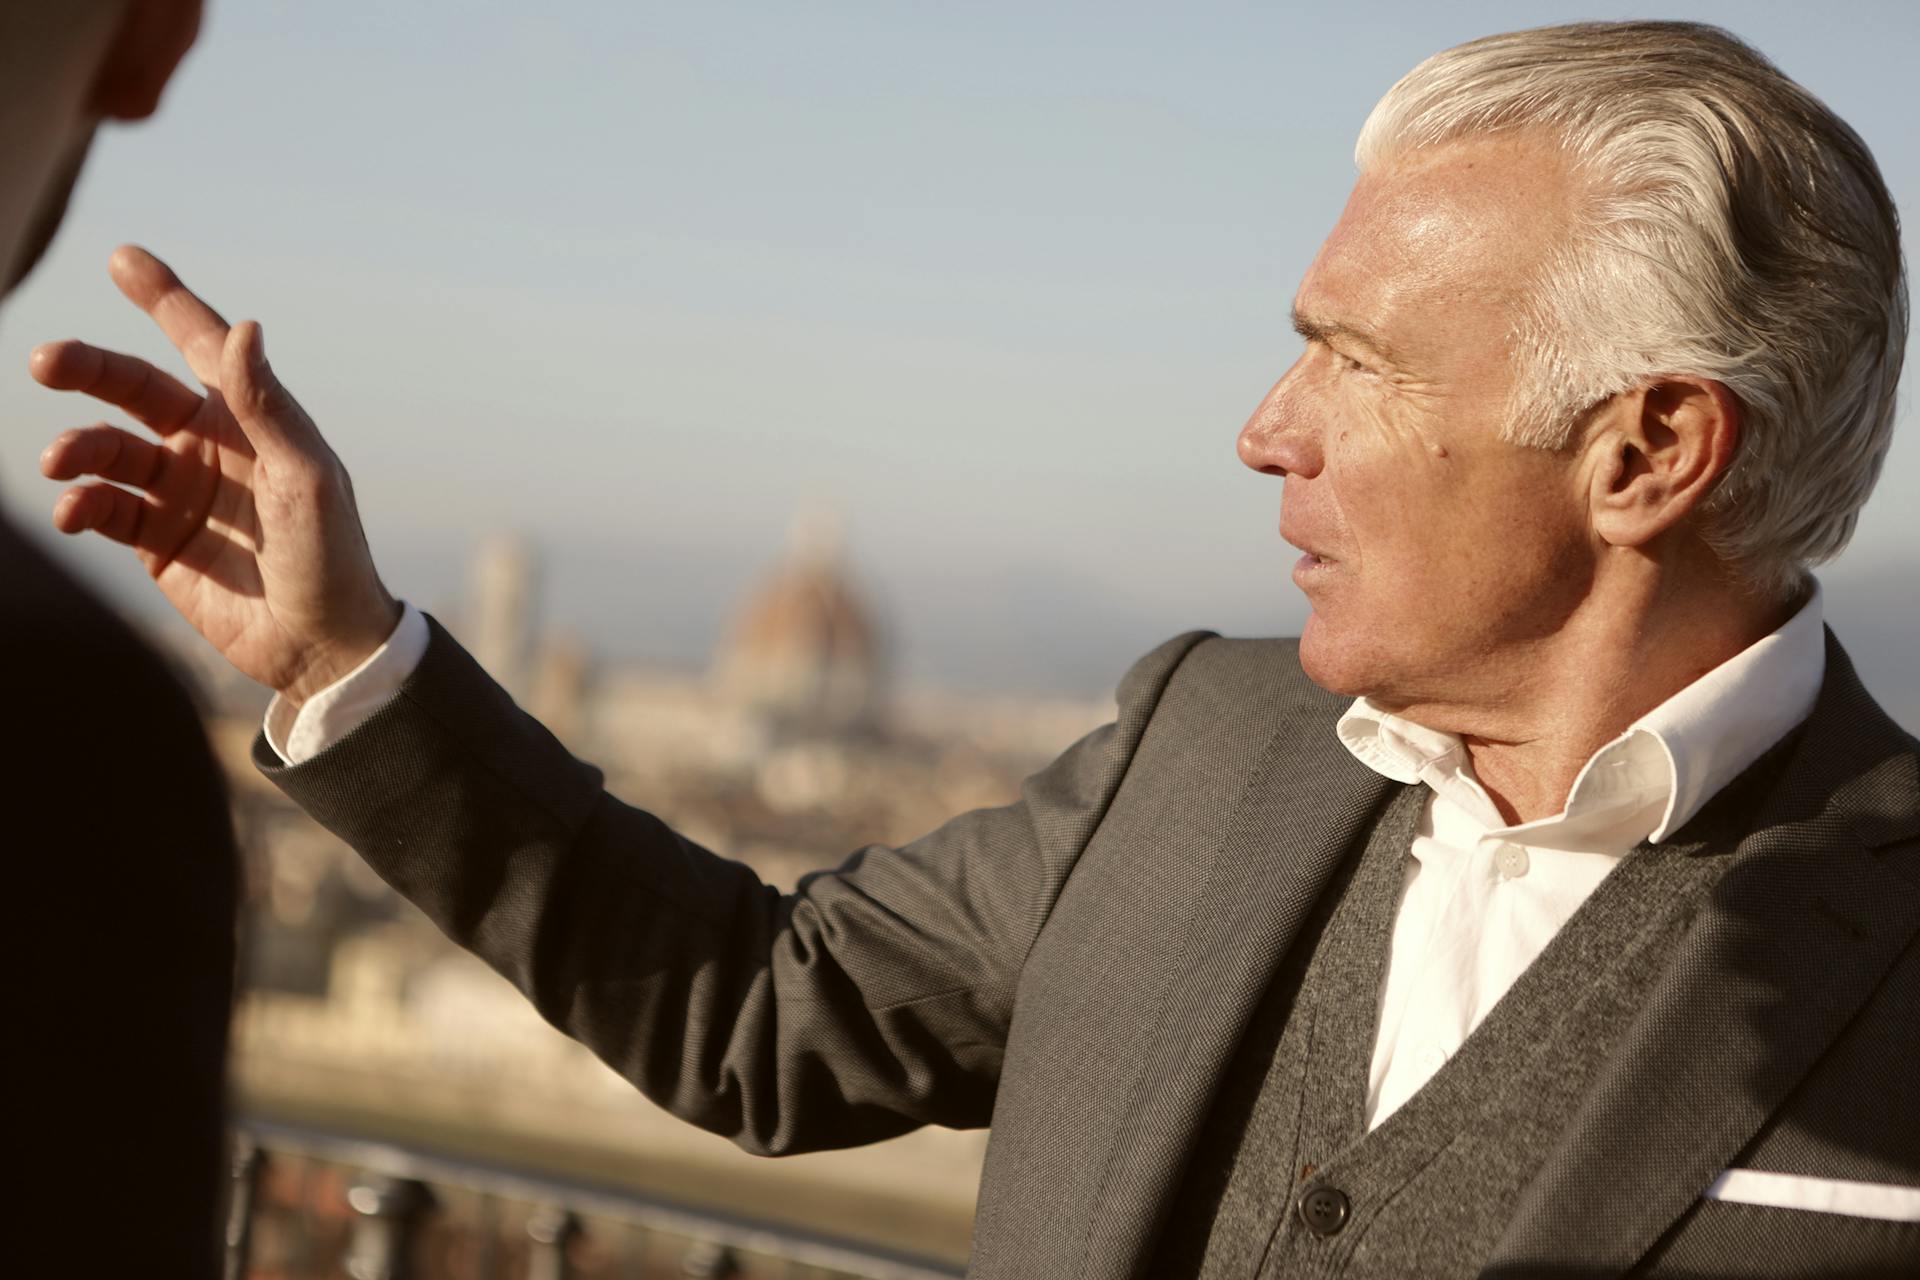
[28,341,204,435]
[40,424,169,490]
[222,321,323,460]
[51,481,148,546]
[108,245,230,387]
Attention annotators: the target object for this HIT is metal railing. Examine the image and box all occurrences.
[225,1118,967,1280]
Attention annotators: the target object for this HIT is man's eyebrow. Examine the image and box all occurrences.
[1290,307,1402,365]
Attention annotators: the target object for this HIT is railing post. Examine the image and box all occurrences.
[526,1204,583,1280]
[344,1173,436,1280]
[472,1193,502,1280]
[620,1225,652,1279]
[682,1238,743,1278]
[223,1134,266,1280]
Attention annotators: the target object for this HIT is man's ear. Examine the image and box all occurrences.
[89,0,203,122]
[1587,376,1741,549]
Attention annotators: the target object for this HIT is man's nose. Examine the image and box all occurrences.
[1237,363,1323,478]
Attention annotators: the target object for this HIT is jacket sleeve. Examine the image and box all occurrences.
[256,614,1211,1155]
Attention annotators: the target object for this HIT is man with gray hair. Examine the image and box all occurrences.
[35,19,1916,1278]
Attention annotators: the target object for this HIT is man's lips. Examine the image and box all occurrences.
[1280,524,1334,563]
[1290,549,1337,590]
[1281,523,1338,587]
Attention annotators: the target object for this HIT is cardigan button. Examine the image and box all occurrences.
[1298,1186,1351,1237]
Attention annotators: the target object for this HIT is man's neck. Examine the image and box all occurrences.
[1380,565,1801,826]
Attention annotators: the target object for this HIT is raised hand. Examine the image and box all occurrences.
[35,246,401,706]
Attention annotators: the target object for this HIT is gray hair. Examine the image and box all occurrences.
[1356,21,1907,599]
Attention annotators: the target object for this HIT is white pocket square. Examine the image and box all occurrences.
[1704,1169,1920,1222]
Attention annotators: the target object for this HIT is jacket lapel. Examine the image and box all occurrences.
[1486,635,1920,1277]
[1077,699,1398,1278]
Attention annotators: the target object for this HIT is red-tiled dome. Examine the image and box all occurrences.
[715,511,882,730]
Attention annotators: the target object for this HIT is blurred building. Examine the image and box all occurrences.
[714,508,883,737]
[467,534,538,700]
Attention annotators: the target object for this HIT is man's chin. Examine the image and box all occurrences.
[1295,614,1376,698]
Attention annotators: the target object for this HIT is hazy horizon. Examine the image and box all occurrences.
[3,1,1914,724]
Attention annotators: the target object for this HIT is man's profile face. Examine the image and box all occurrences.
[1239,134,1601,710]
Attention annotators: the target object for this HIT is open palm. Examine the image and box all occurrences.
[35,246,399,704]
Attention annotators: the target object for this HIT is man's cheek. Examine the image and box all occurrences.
[1335,386,1421,453]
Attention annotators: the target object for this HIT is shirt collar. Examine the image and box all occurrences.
[1632,580,1825,839]
[1334,582,1826,845]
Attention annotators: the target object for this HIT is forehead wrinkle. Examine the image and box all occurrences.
[1297,137,1580,392]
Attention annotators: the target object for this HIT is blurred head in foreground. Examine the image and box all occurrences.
[0,0,202,293]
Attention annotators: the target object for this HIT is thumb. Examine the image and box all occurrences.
[221,320,317,459]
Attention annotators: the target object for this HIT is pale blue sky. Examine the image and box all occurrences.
[2,1,1915,712]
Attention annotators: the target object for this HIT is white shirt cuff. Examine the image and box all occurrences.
[263,602,431,765]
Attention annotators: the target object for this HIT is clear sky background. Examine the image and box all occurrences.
[2,1,1914,720]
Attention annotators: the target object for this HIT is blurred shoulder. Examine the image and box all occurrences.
[0,515,220,785]
[1,518,235,1277]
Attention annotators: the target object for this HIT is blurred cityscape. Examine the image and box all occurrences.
[177,511,1114,1275]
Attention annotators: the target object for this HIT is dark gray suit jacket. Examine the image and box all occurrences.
[259,617,1919,1278]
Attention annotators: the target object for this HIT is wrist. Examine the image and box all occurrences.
[277,595,404,708]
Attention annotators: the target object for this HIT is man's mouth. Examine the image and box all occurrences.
[1281,525,1333,565]
[1291,551,1337,588]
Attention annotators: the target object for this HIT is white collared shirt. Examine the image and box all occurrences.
[1342,585,1828,1129]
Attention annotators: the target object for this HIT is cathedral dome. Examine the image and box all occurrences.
[714,511,883,732]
